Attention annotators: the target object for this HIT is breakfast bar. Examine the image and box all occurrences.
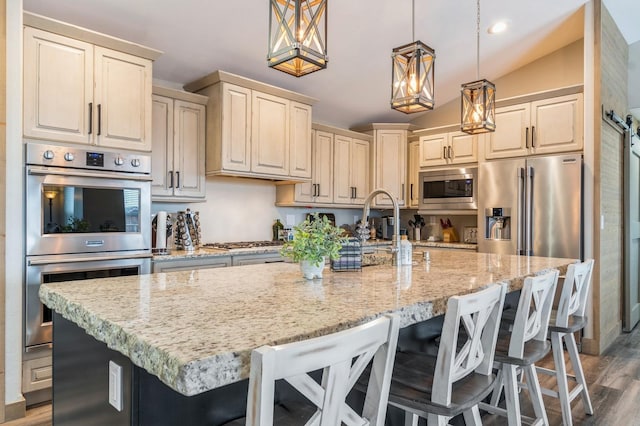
[40,250,576,425]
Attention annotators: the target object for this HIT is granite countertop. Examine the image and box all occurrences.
[40,250,574,397]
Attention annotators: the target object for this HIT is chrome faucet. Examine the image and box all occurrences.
[362,188,401,266]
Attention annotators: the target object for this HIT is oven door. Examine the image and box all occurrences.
[25,252,151,350]
[26,165,151,256]
[419,167,478,211]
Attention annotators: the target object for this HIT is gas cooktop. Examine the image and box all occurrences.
[202,241,284,250]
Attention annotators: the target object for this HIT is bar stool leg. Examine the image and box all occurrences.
[404,413,419,426]
[462,406,482,425]
[523,364,549,426]
[489,367,504,406]
[504,364,522,426]
[565,332,594,415]
[551,332,573,426]
[426,413,447,426]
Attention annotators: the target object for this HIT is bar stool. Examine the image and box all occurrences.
[479,269,559,426]
[536,259,595,426]
[224,313,400,426]
[385,283,507,425]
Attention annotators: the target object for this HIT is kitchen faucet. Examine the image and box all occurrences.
[362,188,401,266]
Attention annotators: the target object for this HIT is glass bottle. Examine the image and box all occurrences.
[273,219,284,241]
[400,235,413,265]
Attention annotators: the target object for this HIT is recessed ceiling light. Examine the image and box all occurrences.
[488,21,508,34]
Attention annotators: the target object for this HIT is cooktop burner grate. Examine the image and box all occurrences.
[202,241,284,250]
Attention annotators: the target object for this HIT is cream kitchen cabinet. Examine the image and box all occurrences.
[352,124,414,208]
[333,135,370,205]
[152,256,232,273]
[184,71,314,180]
[407,140,421,208]
[419,131,478,167]
[23,23,157,151]
[288,129,334,204]
[151,87,207,201]
[485,93,583,159]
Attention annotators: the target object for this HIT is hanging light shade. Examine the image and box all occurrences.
[391,41,436,113]
[391,0,435,113]
[461,0,496,134]
[267,0,328,77]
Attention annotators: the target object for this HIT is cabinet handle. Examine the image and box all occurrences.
[97,104,102,136]
[448,146,453,159]
[525,127,529,148]
[88,103,93,134]
[353,187,357,199]
[312,183,317,197]
[317,184,320,197]
[169,171,174,188]
[410,183,414,200]
[443,146,447,159]
[402,184,405,197]
[176,171,180,188]
[531,126,536,148]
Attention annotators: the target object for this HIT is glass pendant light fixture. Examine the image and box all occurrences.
[391,0,436,113]
[267,0,328,77]
[461,0,496,134]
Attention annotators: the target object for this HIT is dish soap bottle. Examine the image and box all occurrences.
[400,235,413,265]
[272,219,284,241]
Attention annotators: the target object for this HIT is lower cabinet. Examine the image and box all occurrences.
[231,253,286,266]
[152,256,232,273]
[22,351,52,394]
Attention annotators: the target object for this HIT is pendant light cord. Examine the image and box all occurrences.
[476,0,480,80]
[412,0,415,41]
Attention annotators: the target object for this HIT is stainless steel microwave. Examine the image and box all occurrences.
[419,167,478,211]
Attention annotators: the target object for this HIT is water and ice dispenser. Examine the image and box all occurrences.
[485,208,511,241]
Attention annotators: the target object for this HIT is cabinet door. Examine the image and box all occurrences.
[530,94,583,155]
[333,135,352,204]
[313,130,334,203]
[449,131,478,164]
[408,140,420,208]
[485,103,531,159]
[151,95,174,197]
[251,91,289,176]
[173,100,206,198]
[24,27,93,144]
[350,138,370,204]
[374,130,406,206]
[221,83,252,172]
[289,102,312,178]
[419,133,448,167]
[94,47,152,151]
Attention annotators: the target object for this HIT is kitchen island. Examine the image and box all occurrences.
[40,250,574,425]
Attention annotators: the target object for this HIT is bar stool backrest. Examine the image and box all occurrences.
[432,283,507,407]
[555,259,595,328]
[509,270,559,359]
[245,314,400,426]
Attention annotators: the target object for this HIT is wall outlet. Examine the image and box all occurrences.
[286,214,296,227]
[109,360,123,412]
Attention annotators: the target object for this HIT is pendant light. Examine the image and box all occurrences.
[460,0,496,134]
[391,0,436,113]
[267,0,328,77]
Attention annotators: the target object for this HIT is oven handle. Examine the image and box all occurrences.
[27,165,152,182]
[28,252,152,266]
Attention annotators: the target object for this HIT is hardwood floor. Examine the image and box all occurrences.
[7,327,640,425]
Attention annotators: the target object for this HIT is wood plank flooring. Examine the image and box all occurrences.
[7,327,640,425]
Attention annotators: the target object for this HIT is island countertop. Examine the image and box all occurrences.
[39,250,574,397]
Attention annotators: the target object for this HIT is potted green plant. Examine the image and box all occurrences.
[280,213,347,279]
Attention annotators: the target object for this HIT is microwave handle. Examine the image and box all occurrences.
[27,165,152,182]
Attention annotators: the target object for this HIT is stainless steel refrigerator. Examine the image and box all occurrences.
[477,153,582,259]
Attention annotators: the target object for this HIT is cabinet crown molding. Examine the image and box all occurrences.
[24,12,163,61]
[183,70,317,106]
[153,86,208,105]
[350,123,419,133]
[312,123,372,141]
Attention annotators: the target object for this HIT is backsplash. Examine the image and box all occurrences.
[152,176,366,243]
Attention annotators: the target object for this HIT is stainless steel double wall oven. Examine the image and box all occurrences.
[25,143,152,351]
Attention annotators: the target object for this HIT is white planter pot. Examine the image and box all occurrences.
[300,258,324,279]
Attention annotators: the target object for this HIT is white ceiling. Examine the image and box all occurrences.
[20,0,611,129]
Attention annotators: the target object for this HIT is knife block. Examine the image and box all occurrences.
[442,228,459,243]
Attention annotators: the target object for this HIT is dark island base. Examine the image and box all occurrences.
[53,292,520,425]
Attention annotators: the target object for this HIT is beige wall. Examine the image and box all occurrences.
[411,39,585,129]
[0,0,5,420]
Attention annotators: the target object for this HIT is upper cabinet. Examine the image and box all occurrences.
[407,139,420,208]
[419,131,478,167]
[275,124,371,207]
[23,14,161,151]
[184,71,314,181]
[484,93,583,160]
[151,87,207,202]
[352,124,414,208]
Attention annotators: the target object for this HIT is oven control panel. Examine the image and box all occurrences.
[26,143,151,174]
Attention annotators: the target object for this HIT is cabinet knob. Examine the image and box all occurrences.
[64,152,75,162]
[114,157,125,166]
[131,158,141,167]
[43,150,54,160]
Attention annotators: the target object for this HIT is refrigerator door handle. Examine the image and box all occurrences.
[526,166,535,255]
[517,167,526,255]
